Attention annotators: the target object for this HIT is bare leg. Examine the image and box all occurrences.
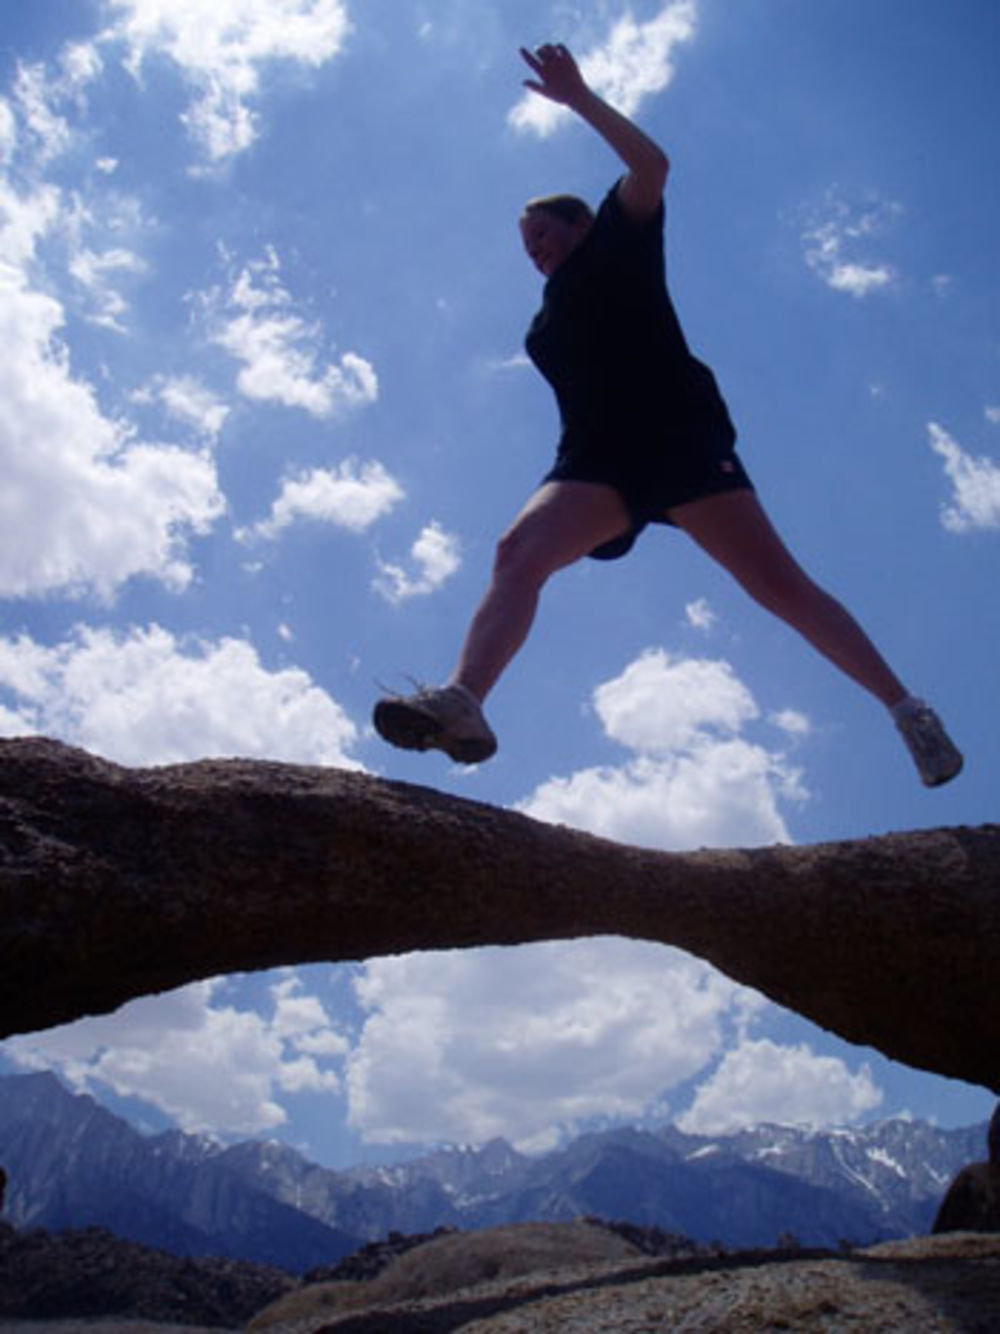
[451,480,630,701]
[669,490,908,708]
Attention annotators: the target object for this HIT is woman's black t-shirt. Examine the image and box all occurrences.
[524,180,735,470]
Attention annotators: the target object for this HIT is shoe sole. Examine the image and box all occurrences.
[373,699,497,765]
[923,755,964,788]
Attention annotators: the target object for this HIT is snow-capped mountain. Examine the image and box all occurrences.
[0,1072,988,1269]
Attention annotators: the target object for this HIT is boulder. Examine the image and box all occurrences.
[0,738,997,1095]
[934,1104,1000,1233]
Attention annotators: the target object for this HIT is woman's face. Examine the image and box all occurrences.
[519,208,591,277]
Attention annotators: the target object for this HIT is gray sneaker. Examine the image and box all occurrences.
[895,702,964,787]
[373,684,497,765]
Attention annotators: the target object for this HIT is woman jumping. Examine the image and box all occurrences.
[374,42,962,788]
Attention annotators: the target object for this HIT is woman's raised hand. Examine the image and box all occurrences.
[520,43,590,107]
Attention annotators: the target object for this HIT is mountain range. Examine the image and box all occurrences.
[0,1072,986,1274]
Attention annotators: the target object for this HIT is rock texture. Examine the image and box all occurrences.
[0,738,997,1094]
[250,1221,648,1328]
[934,1105,1000,1234]
[0,1221,293,1325]
[249,1227,1000,1334]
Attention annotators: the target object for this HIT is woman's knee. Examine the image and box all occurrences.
[492,515,572,588]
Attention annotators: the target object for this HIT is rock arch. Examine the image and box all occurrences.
[0,738,997,1095]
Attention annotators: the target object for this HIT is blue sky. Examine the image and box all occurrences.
[1,0,997,1170]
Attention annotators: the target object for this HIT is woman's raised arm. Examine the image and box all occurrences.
[520,43,669,221]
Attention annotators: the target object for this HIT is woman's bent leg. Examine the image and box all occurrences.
[452,481,631,701]
[373,481,630,762]
[668,490,908,706]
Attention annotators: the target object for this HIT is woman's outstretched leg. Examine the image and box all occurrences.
[374,481,630,762]
[670,489,905,704]
[670,489,963,784]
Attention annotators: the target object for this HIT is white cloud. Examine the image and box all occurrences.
[519,649,805,851]
[801,192,901,298]
[825,262,892,298]
[521,745,800,852]
[509,2,696,137]
[678,1038,883,1134]
[12,62,73,163]
[0,623,361,767]
[335,648,806,1153]
[594,649,758,754]
[984,405,1000,425]
[134,374,231,441]
[0,145,223,600]
[0,278,223,600]
[374,521,462,603]
[59,41,105,90]
[243,459,404,541]
[347,939,763,1152]
[104,0,352,164]
[770,709,811,738]
[208,248,378,417]
[685,597,716,632]
[3,972,346,1136]
[68,243,147,331]
[4,43,102,167]
[0,99,16,162]
[928,421,1000,533]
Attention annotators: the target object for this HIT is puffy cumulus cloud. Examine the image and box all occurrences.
[678,1038,883,1135]
[927,421,1000,533]
[519,649,805,852]
[800,191,902,298]
[594,649,758,754]
[103,0,352,165]
[0,282,223,600]
[3,972,347,1136]
[0,149,223,600]
[207,248,378,417]
[347,939,764,1152]
[509,1,697,137]
[0,623,361,767]
[374,521,462,603]
[520,746,800,851]
[242,460,404,541]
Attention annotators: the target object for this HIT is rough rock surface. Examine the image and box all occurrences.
[1,738,998,1093]
[934,1104,1000,1233]
[0,1221,292,1325]
[3,1222,999,1333]
[251,1228,1000,1333]
[250,1221,647,1327]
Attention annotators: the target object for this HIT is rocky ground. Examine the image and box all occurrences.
[0,1223,292,1327]
[1,1219,998,1332]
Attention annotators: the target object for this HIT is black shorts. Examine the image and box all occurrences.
[541,422,754,561]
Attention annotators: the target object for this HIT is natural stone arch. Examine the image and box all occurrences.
[0,737,997,1097]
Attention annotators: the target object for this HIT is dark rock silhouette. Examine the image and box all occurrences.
[0,738,997,1097]
[934,1103,1000,1234]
